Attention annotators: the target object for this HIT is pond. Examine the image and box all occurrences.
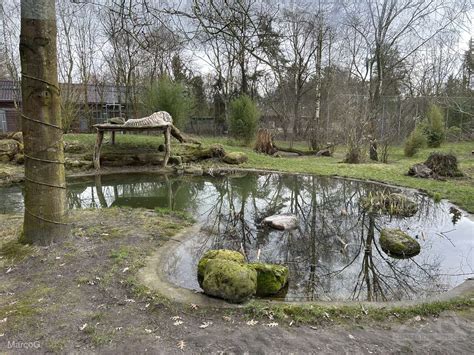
[1,172,473,302]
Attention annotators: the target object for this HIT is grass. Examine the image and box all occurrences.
[154,207,195,222]
[64,134,474,212]
[0,238,35,263]
[244,296,474,325]
[0,285,53,331]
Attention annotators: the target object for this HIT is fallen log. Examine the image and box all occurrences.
[171,125,201,145]
[274,143,334,156]
[273,144,316,156]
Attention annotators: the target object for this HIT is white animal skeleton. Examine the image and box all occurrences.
[123,111,173,127]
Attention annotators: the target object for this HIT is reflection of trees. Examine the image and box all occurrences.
[66,174,204,211]
[61,172,458,301]
[192,173,447,301]
[0,185,25,213]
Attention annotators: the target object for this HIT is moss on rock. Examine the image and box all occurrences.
[0,139,19,160]
[360,192,418,217]
[197,249,245,287]
[223,152,248,165]
[249,263,289,296]
[202,259,257,303]
[379,228,421,258]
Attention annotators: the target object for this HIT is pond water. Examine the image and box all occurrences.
[1,172,473,302]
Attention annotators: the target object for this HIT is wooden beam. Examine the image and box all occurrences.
[163,126,171,167]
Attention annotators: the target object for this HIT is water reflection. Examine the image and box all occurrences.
[1,172,472,301]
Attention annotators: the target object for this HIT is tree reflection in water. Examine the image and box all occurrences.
[48,173,474,301]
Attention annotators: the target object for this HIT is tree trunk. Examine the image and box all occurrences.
[310,24,323,151]
[254,128,277,155]
[170,125,201,145]
[20,0,69,245]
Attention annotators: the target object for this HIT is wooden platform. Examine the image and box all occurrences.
[92,123,172,170]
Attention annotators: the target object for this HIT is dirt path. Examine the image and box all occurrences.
[1,210,473,354]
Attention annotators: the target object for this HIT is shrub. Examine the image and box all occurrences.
[344,145,363,163]
[421,104,445,148]
[446,126,462,142]
[229,95,260,145]
[404,126,427,157]
[141,76,193,129]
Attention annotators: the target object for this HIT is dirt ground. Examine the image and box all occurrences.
[0,209,473,354]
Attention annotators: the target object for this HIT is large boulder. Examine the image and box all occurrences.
[249,263,288,296]
[360,192,418,217]
[379,228,420,259]
[201,259,257,303]
[0,139,19,161]
[13,153,24,165]
[183,165,203,175]
[262,214,298,230]
[222,152,248,165]
[7,131,23,143]
[64,141,88,153]
[197,249,245,287]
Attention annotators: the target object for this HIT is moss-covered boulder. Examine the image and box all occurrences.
[64,141,88,154]
[202,259,257,303]
[13,153,24,165]
[379,228,421,258]
[183,165,203,175]
[223,152,248,165]
[360,192,418,217]
[9,131,23,143]
[249,263,288,296]
[0,139,19,161]
[197,249,245,287]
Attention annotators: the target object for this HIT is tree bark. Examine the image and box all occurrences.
[20,0,69,244]
[310,23,323,151]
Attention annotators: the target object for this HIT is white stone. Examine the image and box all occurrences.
[262,214,298,230]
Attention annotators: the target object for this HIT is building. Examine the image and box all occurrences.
[0,79,128,133]
[0,80,21,133]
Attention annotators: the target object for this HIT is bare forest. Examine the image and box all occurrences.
[1,0,473,151]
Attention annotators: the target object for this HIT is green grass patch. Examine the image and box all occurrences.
[244,297,474,324]
[64,134,474,212]
[154,207,194,222]
[0,238,35,263]
[110,246,131,263]
[0,286,53,331]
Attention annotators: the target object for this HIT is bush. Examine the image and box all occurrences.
[421,104,445,148]
[404,126,427,157]
[446,126,462,142]
[141,76,193,129]
[229,95,260,144]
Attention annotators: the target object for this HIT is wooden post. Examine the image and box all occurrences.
[94,174,108,208]
[111,131,116,145]
[93,130,104,170]
[163,126,171,167]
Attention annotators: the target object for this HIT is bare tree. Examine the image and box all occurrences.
[344,0,470,160]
